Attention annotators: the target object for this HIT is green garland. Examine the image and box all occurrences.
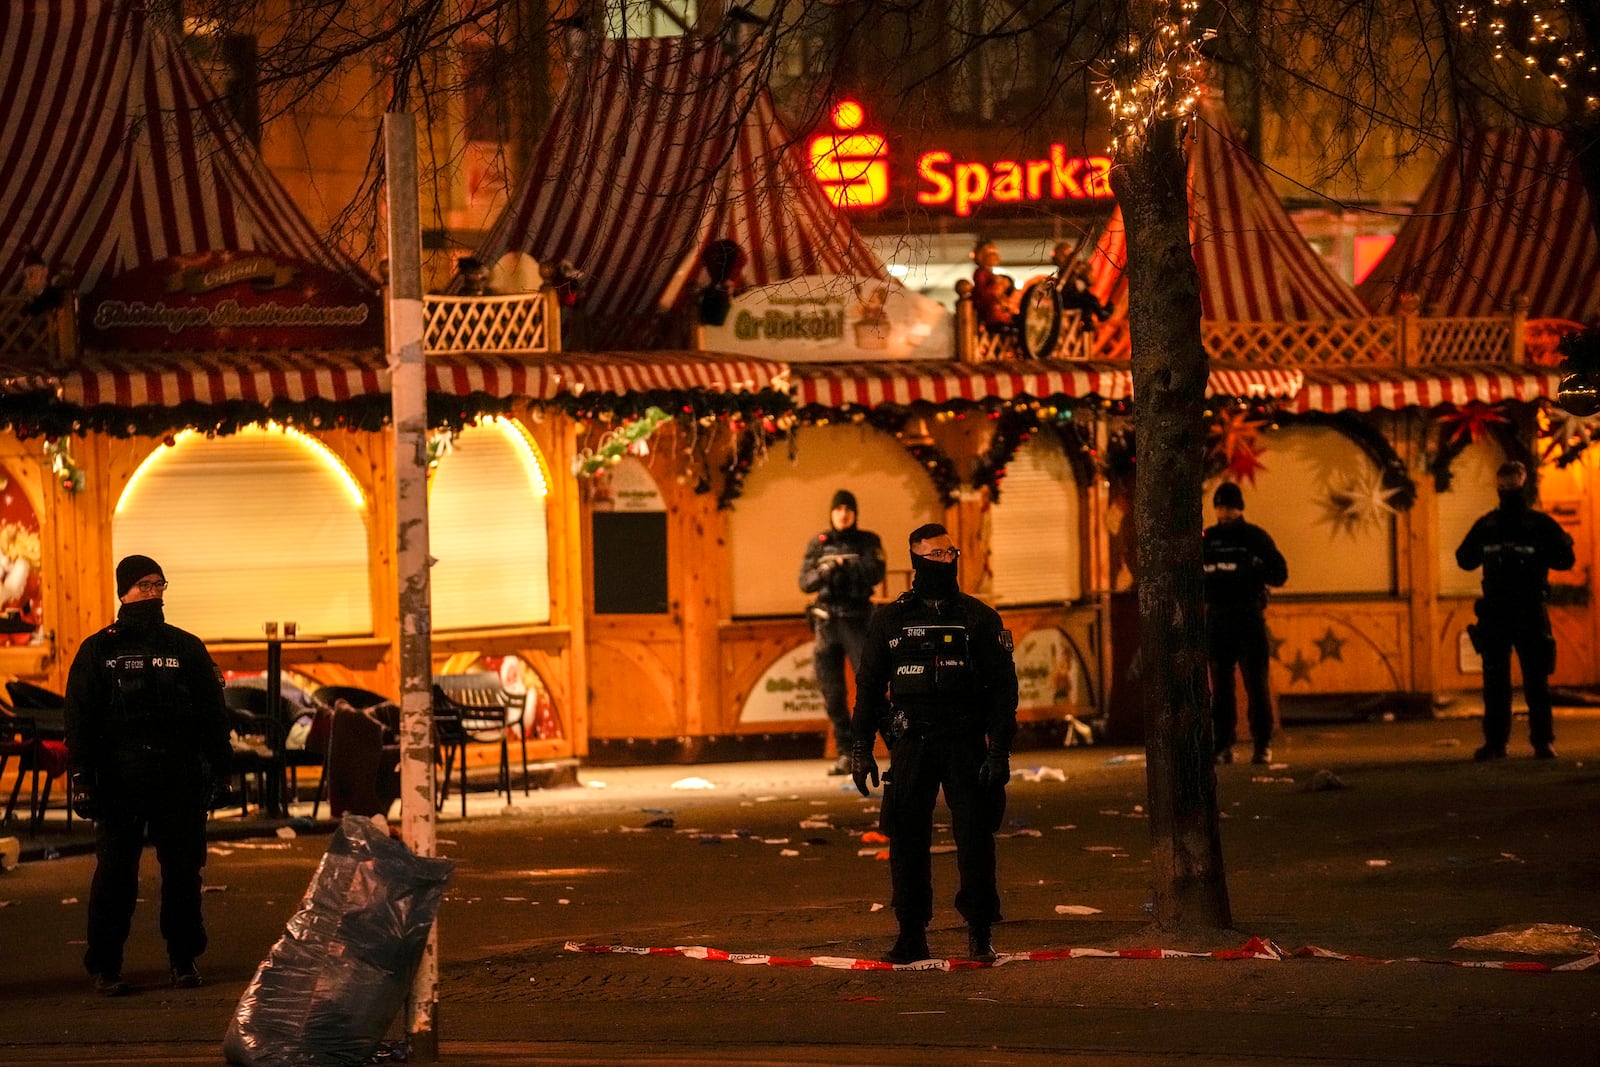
[572,406,674,478]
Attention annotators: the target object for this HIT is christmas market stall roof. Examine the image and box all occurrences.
[788,360,1304,411]
[475,34,884,351]
[1085,101,1370,333]
[0,350,791,438]
[1355,129,1600,322]
[0,0,372,292]
[1290,362,1564,414]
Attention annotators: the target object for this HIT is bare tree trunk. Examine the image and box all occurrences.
[1113,114,1232,933]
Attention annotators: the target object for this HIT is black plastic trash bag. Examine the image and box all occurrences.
[224,814,455,1066]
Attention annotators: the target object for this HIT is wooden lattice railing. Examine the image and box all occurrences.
[423,292,557,355]
[954,289,1530,368]
[1409,316,1516,364]
[0,297,66,364]
[1202,318,1400,365]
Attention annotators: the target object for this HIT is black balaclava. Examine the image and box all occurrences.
[117,597,166,631]
[1498,488,1529,511]
[909,523,959,601]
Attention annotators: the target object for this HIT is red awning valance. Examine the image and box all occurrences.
[63,350,386,407]
[792,360,1133,408]
[426,351,789,399]
[42,349,789,409]
[1291,364,1563,413]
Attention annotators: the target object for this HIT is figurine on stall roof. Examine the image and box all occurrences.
[20,246,65,315]
[1050,240,1111,330]
[970,240,1017,335]
[456,256,493,296]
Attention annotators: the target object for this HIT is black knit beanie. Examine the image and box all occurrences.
[1212,482,1245,510]
[830,489,858,512]
[116,555,164,598]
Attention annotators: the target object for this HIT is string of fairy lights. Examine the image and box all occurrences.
[1456,0,1598,106]
[1094,0,1211,151]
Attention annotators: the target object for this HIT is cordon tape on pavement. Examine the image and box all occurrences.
[564,938,1600,973]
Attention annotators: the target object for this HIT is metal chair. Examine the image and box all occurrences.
[432,681,513,816]
[435,672,529,795]
[223,688,285,817]
[2,682,71,833]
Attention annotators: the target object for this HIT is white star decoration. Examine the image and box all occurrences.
[1324,472,1402,533]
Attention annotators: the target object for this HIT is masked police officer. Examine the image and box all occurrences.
[1203,482,1289,765]
[851,523,1018,964]
[64,555,233,995]
[799,489,886,775]
[1456,461,1575,760]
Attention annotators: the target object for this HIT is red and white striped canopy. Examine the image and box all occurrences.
[1356,130,1599,321]
[792,360,1132,408]
[476,36,883,351]
[1088,104,1368,324]
[0,0,368,294]
[790,361,1302,409]
[1291,363,1564,413]
[426,351,789,400]
[37,350,788,409]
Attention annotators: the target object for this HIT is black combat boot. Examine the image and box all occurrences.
[967,924,997,962]
[885,925,930,964]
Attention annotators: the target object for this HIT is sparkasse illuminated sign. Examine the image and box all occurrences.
[806,98,1114,217]
[916,146,1114,217]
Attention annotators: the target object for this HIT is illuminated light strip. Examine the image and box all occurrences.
[117,429,198,515]
[115,423,367,515]
[488,416,550,498]
[564,940,1600,973]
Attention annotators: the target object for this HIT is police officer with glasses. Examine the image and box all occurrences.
[850,524,1018,964]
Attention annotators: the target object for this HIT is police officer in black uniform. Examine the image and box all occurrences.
[1202,482,1289,765]
[1456,461,1575,760]
[799,489,886,775]
[850,523,1018,964]
[64,555,233,995]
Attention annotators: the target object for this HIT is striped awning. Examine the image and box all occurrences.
[59,350,386,407]
[476,36,882,351]
[1357,130,1598,321]
[1291,363,1564,413]
[1206,364,1304,399]
[1087,103,1368,323]
[35,350,788,410]
[0,0,370,293]
[791,360,1132,408]
[427,351,789,400]
[791,361,1303,410]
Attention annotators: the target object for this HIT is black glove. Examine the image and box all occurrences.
[69,773,101,821]
[978,746,1010,788]
[851,743,880,797]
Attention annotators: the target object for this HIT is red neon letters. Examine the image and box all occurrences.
[916,147,1113,216]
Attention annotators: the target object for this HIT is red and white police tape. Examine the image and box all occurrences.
[563,937,1600,973]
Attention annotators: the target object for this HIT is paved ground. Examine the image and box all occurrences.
[1,709,1598,1065]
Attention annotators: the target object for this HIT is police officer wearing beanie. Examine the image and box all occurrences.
[64,555,233,995]
[850,523,1018,964]
[1456,461,1575,760]
[799,489,886,775]
[1202,482,1289,765]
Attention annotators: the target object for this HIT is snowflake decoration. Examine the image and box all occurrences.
[1539,407,1600,468]
[1323,471,1403,533]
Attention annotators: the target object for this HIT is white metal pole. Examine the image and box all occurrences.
[383,112,440,1061]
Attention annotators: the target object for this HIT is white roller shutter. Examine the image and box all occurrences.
[990,438,1082,606]
[1436,439,1506,597]
[429,419,552,629]
[113,426,372,638]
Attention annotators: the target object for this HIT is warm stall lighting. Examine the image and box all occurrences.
[488,416,551,498]
[116,423,366,515]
